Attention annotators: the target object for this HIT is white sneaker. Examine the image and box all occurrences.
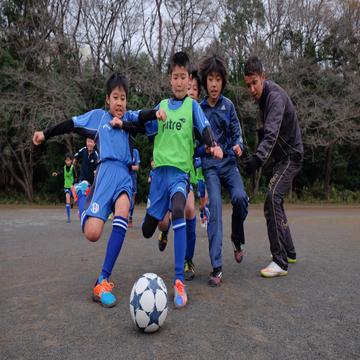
[260,261,288,278]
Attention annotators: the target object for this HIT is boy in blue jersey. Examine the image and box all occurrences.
[33,73,165,308]
[128,148,140,226]
[199,55,249,287]
[141,52,223,308]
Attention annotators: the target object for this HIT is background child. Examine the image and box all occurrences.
[73,137,98,186]
[52,153,77,223]
[199,54,248,287]
[33,73,164,308]
[141,52,223,308]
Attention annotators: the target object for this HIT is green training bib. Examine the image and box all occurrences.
[154,97,194,174]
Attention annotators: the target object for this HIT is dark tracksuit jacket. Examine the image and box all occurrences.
[74,147,99,185]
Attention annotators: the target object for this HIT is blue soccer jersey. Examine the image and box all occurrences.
[72,109,140,166]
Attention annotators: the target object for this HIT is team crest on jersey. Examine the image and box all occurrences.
[91,202,100,213]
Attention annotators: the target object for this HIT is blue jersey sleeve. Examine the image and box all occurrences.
[72,109,106,139]
[192,100,209,135]
[123,110,140,122]
[72,109,103,130]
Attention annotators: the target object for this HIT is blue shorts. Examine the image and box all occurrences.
[197,180,206,198]
[64,188,73,198]
[147,166,189,221]
[85,160,132,222]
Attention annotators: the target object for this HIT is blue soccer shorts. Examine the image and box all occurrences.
[85,160,132,222]
[147,166,189,221]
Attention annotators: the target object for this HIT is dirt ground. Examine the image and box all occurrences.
[1,204,359,360]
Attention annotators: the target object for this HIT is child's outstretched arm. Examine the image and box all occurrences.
[32,120,75,145]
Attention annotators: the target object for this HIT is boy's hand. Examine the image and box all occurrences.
[52,172,58,177]
[232,144,242,157]
[156,109,167,122]
[110,117,123,128]
[210,145,223,160]
[32,131,45,145]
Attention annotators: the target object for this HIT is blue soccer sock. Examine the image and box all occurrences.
[186,216,196,261]
[77,192,88,231]
[173,218,186,283]
[66,204,71,222]
[77,192,86,215]
[129,199,135,219]
[163,218,171,235]
[100,216,128,280]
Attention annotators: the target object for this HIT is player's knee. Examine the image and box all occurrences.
[85,228,101,242]
[185,201,195,219]
[142,214,158,238]
[171,193,186,220]
[233,193,248,215]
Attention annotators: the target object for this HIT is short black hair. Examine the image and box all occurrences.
[106,73,128,97]
[199,55,228,93]
[65,152,73,160]
[168,51,191,74]
[244,56,264,76]
[190,70,201,94]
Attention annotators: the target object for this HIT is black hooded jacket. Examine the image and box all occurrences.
[256,80,303,164]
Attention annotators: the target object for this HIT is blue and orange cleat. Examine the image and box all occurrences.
[75,180,90,196]
[173,279,187,308]
[92,275,117,308]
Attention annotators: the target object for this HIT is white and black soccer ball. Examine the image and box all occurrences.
[130,273,168,333]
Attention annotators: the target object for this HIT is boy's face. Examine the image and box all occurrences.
[170,65,190,99]
[206,72,222,102]
[65,158,72,166]
[106,86,127,118]
[86,138,95,151]
[244,73,265,102]
[188,78,199,100]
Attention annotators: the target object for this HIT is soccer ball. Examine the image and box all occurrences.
[130,273,168,333]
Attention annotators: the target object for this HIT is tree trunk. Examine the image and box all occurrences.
[253,169,262,198]
[324,144,334,200]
